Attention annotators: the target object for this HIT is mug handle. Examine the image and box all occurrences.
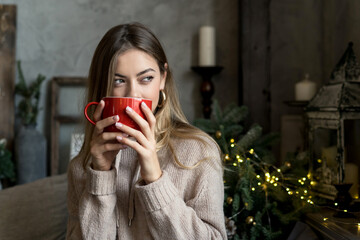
[84,102,99,125]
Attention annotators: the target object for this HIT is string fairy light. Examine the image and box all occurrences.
[226,147,322,236]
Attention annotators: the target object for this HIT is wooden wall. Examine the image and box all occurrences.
[0,5,16,150]
[240,0,360,160]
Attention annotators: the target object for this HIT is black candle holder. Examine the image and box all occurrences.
[333,183,355,218]
[191,66,223,119]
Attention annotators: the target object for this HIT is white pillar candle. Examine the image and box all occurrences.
[199,26,216,66]
[344,163,359,199]
[295,74,317,101]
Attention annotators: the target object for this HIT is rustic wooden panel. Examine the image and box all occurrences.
[0,5,16,150]
[240,0,271,133]
[51,77,86,175]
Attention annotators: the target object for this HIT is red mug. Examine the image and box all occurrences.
[84,97,152,132]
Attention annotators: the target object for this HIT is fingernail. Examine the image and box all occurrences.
[113,115,119,121]
[141,102,147,108]
[116,136,123,141]
[115,122,123,128]
[122,133,129,137]
[126,106,133,113]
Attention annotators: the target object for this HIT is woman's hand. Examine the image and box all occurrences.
[90,100,128,171]
[115,102,162,184]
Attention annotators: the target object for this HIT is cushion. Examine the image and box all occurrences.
[0,174,68,240]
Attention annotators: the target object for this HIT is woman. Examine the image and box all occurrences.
[66,22,227,240]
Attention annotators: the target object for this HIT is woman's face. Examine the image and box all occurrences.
[112,49,166,111]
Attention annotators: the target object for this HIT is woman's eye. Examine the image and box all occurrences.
[114,79,125,85]
[142,76,154,82]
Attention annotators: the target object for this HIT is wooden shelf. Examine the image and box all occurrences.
[305,207,360,239]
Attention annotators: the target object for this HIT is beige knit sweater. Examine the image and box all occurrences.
[66,136,227,240]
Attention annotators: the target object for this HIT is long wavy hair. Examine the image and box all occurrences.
[76,23,217,169]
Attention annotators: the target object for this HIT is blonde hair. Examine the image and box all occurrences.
[75,23,218,169]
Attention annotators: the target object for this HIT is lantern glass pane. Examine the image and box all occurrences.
[313,128,338,184]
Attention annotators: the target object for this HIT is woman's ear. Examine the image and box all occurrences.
[160,63,168,90]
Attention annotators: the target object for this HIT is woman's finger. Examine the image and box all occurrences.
[100,142,128,152]
[115,122,150,147]
[140,102,156,130]
[93,115,119,136]
[91,141,127,156]
[94,132,128,144]
[125,106,153,139]
[116,135,144,153]
[93,100,105,121]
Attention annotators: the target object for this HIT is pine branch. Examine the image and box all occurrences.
[223,105,248,124]
[213,100,223,123]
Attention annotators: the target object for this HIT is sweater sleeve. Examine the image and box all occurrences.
[135,160,227,239]
[66,159,118,240]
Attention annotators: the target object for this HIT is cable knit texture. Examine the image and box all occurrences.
[66,136,227,240]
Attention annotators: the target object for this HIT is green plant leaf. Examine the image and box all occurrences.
[15,60,45,126]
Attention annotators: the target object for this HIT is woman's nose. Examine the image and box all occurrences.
[126,83,140,98]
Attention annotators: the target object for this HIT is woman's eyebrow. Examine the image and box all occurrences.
[114,68,156,78]
[115,73,126,78]
[136,68,155,77]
